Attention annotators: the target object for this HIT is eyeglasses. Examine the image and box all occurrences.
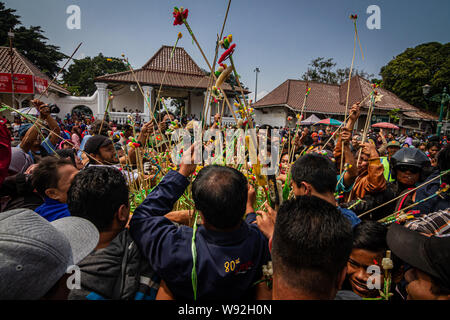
[396,165,420,174]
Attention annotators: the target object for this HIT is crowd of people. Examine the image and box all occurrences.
[0,98,449,301]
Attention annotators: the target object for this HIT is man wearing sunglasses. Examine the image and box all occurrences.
[343,147,431,220]
[388,148,431,212]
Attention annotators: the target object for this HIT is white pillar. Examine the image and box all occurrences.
[95,82,108,119]
[142,85,152,122]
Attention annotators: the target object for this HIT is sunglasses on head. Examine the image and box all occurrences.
[396,165,420,174]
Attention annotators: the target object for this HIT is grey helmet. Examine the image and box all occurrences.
[390,148,431,182]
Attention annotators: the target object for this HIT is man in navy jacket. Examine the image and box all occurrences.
[129,144,270,300]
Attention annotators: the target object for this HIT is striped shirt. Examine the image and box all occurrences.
[405,209,450,236]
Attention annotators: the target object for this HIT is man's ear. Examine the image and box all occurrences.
[292,181,313,197]
[116,204,130,224]
[197,211,205,225]
[45,188,60,201]
[302,182,313,196]
[292,181,300,196]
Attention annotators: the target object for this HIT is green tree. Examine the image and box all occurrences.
[13,26,66,76]
[0,2,20,44]
[0,2,66,77]
[380,42,450,113]
[302,57,373,84]
[388,108,401,124]
[62,54,128,96]
[302,57,338,84]
[335,67,374,85]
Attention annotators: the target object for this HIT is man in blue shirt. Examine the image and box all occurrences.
[256,153,361,240]
[129,144,270,300]
[32,156,79,222]
[290,153,360,227]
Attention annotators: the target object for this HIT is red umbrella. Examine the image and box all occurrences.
[371,122,399,130]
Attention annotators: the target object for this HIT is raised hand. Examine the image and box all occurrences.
[178,142,199,177]
[341,128,352,144]
[255,203,277,239]
[348,102,361,123]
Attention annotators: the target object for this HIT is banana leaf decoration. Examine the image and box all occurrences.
[130,187,155,213]
[282,171,292,201]
[252,162,267,188]
[251,162,271,207]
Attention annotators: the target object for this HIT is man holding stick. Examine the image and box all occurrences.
[20,99,61,162]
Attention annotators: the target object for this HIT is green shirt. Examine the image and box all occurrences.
[380,156,395,182]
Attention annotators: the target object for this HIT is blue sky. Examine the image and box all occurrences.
[4,0,450,101]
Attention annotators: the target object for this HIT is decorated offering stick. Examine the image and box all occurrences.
[343,15,359,122]
[173,6,213,74]
[340,14,364,174]
[228,55,253,128]
[204,1,232,128]
[356,89,381,165]
[321,84,380,151]
[380,250,393,300]
[172,8,242,127]
[171,32,183,58]
[358,169,450,218]
[379,183,450,224]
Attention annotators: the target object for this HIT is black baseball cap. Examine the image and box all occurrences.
[387,223,450,290]
[84,135,112,155]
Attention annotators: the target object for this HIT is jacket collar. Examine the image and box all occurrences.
[197,221,250,246]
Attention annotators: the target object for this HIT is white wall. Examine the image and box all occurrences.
[190,93,206,118]
[254,107,287,128]
[109,85,143,113]
[41,85,143,120]
[40,91,98,119]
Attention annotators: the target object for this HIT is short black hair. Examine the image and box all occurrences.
[55,149,76,166]
[352,221,387,253]
[159,111,175,120]
[67,166,129,232]
[291,153,337,194]
[90,120,110,136]
[31,156,74,197]
[272,196,353,298]
[427,141,440,150]
[192,165,247,229]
